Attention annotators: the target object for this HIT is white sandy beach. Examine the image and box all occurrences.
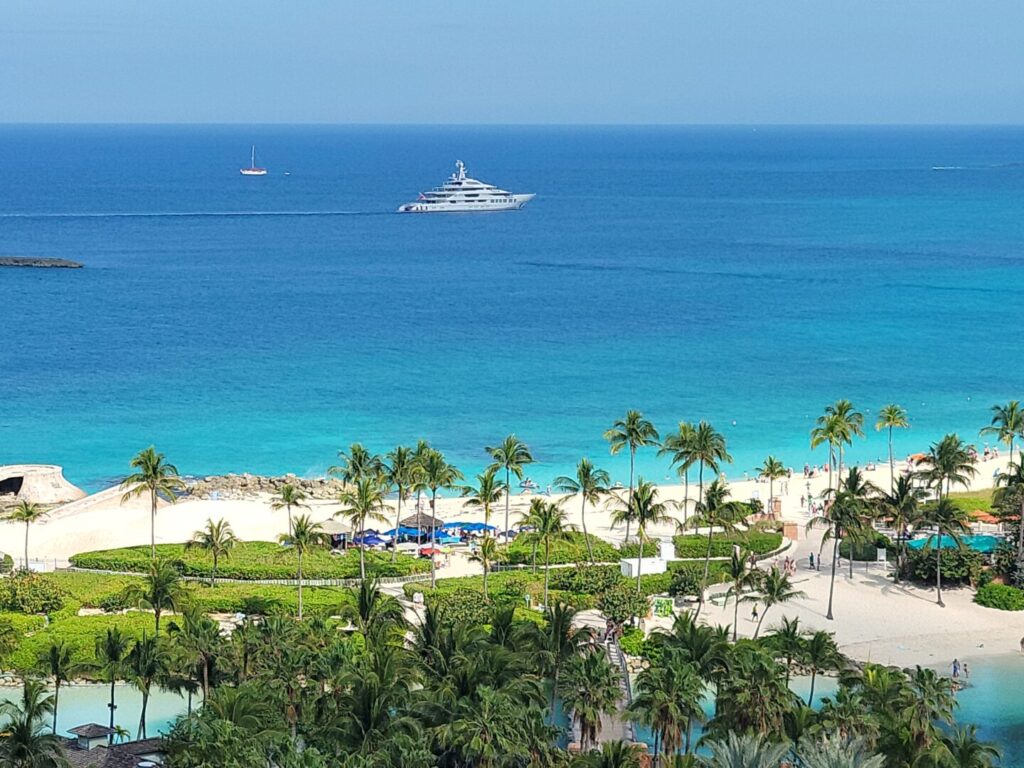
[2,453,1020,668]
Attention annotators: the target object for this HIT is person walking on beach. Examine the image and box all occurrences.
[809,552,815,570]
[952,658,960,680]
[751,603,759,623]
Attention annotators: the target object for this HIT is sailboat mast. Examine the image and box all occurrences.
[251,145,255,169]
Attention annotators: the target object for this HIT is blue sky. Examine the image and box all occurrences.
[2,1,1022,124]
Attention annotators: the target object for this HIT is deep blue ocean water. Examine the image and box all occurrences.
[1,125,1023,491]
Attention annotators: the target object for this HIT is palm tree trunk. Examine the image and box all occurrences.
[769,478,774,518]
[505,468,511,544]
[685,715,693,754]
[581,497,594,564]
[430,490,438,589]
[683,474,689,523]
[1018,496,1024,563]
[359,534,366,582]
[154,608,161,635]
[150,487,157,560]
[212,553,218,588]
[936,527,944,607]
[24,521,29,570]
[108,679,116,734]
[287,503,293,537]
[297,551,304,619]
[888,425,895,493]
[826,533,839,620]
[138,690,149,739]
[848,536,854,578]
[754,607,768,638]
[202,662,209,700]
[808,671,817,706]
[635,529,644,594]
[482,558,489,599]
[698,461,704,508]
[625,449,635,543]
[733,592,740,641]
[543,539,551,607]
[392,492,402,563]
[53,681,60,734]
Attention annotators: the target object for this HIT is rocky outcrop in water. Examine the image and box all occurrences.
[0,257,83,268]
[185,473,345,500]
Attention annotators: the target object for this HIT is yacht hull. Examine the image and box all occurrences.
[398,194,534,213]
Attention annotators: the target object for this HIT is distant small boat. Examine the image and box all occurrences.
[240,146,267,176]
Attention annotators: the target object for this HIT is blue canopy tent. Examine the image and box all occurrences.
[383,526,422,537]
[353,533,387,547]
[433,533,463,545]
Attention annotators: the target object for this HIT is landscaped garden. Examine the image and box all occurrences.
[69,541,430,580]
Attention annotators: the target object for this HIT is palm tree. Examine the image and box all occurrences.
[541,602,594,711]
[336,476,389,581]
[1,501,48,570]
[941,725,1000,768]
[612,479,671,593]
[420,448,464,588]
[916,433,977,498]
[270,483,308,538]
[604,410,660,541]
[554,458,610,564]
[185,517,237,587]
[0,679,65,768]
[701,732,789,768]
[95,627,129,737]
[122,558,188,634]
[384,445,420,563]
[36,639,82,734]
[811,412,843,496]
[918,498,970,606]
[577,741,643,768]
[879,474,927,582]
[803,630,842,707]
[766,615,804,686]
[659,421,698,522]
[278,513,329,619]
[468,537,500,599]
[486,434,534,544]
[825,400,865,479]
[996,460,1024,562]
[799,736,885,768]
[559,647,620,752]
[685,478,745,616]
[876,404,910,492]
[120,446,183,560]
[981,400,1024,468]
[724,548,758,641]
[329,442,383,484]
[126,632,167,739]
[461,465,505,531]
[167,605,222,699]
[808,468,874,620]
[687,420,732,509]
[756,456,787,518]
[750,567,805,638]
[525,501,575,607]
[630,647,705,761]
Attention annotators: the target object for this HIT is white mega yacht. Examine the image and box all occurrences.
[398,161,534,213]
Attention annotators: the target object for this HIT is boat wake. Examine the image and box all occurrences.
[0,210,389,219]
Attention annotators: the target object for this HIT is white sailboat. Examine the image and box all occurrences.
[240,146,267,176]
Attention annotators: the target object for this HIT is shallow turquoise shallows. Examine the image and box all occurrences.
[2,126,1024,491]
[907,534,1003,553]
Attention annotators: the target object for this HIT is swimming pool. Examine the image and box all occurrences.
[907,534,1003,554]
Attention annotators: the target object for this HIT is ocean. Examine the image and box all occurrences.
[1,125,1023,492]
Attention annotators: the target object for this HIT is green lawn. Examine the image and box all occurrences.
[674,531,784,559]
[948,489,996,514]
[503,532,656,566]
[69,541,430,580]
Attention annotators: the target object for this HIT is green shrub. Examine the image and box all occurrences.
[974,583,1024,611]
[673,531,783,559]
[69,542,429,581]
[619,627,645,657]
[548,565,621,594]
[839,532,893,561]
[597,584,649,625]
[504,533,654,566]
[0,572,66,614]
[426,589,492,627]
[0,554,13,574]
[668,566,702,597]
[905,546,983,586]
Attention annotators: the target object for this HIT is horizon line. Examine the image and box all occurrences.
[2,121,1024,129]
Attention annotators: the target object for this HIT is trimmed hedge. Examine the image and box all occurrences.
[975,583,1024,611]
[839,532,894,562]
[69,541,429,580]
[673,531,783,559]
[504,533,656,566]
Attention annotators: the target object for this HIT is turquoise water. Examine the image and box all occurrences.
[908,534,1003,553]
[632,656,1024,765]
[0,684,185,738]
[2,126,1024,491]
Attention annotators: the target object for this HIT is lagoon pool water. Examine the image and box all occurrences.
[907,534,1003,553]
[0,684,185,739]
